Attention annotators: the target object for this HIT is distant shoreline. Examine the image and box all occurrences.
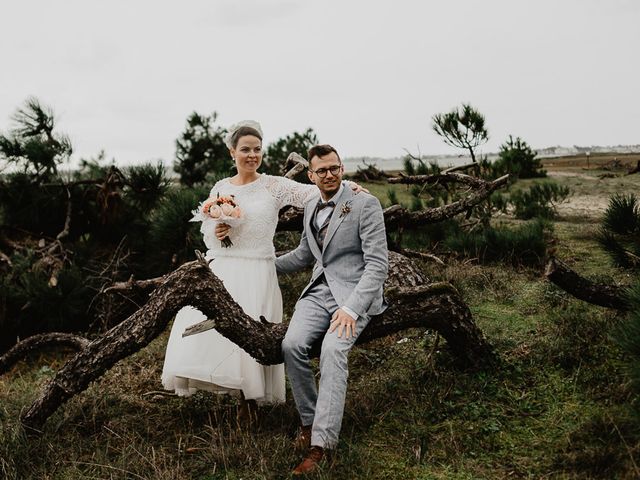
[343,150,640,173]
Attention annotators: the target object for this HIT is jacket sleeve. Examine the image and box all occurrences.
[343,195,389,317]
[275,218,315,273]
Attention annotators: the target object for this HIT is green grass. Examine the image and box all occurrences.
[2,170,640,479]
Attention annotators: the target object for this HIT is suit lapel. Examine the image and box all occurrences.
[322,186,354,252]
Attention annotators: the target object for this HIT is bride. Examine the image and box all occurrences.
[161,120,361,419]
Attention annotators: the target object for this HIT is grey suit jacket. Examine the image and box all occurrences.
[275,183,389,318]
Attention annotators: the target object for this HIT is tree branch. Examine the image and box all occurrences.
[383,175,509,229]
[545,256,629,311]
[387,171,494,189]
[20,252,496,432]
[0,333,89,375]
[276,174,509,232]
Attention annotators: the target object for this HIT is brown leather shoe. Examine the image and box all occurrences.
[294,425,312,452]
[292,446,324,476]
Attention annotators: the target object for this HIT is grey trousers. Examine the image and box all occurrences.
[281,279,370,449]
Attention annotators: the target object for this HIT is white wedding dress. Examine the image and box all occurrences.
[161,174,319,403]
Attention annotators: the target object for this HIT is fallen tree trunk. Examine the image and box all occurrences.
[545,256,629,311]
[276,174,510,232]
[20,251,496,432]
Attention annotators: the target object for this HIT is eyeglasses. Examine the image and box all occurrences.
[308,164,342,178]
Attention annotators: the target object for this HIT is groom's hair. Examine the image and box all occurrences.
[307,144,341,165]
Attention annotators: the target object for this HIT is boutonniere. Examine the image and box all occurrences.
[339,201,352,218]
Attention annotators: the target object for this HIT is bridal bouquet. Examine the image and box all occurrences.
[198,194,243,247]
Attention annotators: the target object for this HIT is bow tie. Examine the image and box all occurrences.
[316,200,335,211]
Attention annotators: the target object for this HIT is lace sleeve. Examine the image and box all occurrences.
[263,175,319,209]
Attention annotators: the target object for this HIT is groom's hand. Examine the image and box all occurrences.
[329,308,357,339]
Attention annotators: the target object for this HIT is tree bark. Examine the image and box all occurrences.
[383,174,509,230]
[387,171,497,189]
[545,256,629,311]
[20,252,496,433]
[0,333,89,375]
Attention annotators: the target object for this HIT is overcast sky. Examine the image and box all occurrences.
[1,0,639,165]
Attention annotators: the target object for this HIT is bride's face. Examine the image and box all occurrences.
[230,135,263,175]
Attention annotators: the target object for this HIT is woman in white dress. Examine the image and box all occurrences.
[161,120,360,419]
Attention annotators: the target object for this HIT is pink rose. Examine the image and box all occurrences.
[220,203,234,216]
[202,201,215,215]
[230,207,241,218]
[208,205,222,219]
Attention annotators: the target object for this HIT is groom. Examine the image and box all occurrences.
[276,144,388,475]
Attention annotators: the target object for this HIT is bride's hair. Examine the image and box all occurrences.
[229,126,262,148]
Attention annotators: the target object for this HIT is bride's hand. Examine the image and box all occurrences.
[215,223,231,240]
[348,181,369,194]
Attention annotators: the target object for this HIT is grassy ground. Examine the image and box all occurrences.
[1,159,640,479]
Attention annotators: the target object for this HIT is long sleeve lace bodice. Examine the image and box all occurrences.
[195,174,319,260]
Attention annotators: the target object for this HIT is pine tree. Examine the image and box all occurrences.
[0,97,72,180]
[432,103,488,163]
[173,112,231,186]
[263,128,318,178]
[495,135,546,179]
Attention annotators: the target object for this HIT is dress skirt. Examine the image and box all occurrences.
[161,256,285,403]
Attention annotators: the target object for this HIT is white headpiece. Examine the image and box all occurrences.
[224,120,263,149]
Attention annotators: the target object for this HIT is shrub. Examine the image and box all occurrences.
[509,181,571,219]
[597,193,640,269]
[494,135,546,179]
[386,188,400,208]
[444,218,550,267]
[597,193,640,411]
[614,281,640,403]
[0,251,94,352]
[403,156,440,176]
[145,187,208,276]
[123,162,171,211]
